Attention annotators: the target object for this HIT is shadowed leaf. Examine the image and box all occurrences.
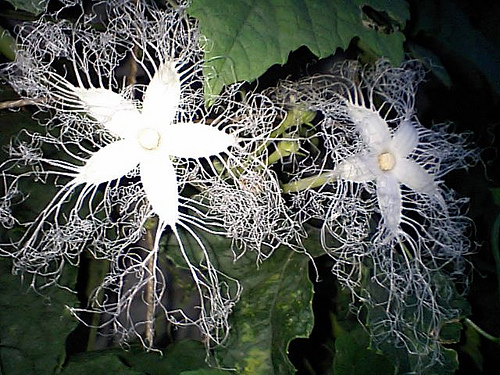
[166,231,315,374]
[0,259,78,375]
[189,0,408,97]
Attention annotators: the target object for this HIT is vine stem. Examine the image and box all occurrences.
[270,107,315,139]
[127,45,139,86]
[0,97,46,110]
[85,258,110,352]
[144,221,157,347]
[126,28,158,347]
[465,318,500,343]
[250,107,315,171]
[281,171,335,193]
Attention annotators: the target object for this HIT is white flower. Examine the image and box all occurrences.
[334,104,438,233]
[0,2,244,348]
[274,60,477,370]
[73,60,237,227]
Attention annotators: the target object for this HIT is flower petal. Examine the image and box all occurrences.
[390,119,418,158]
[334,153,380,182]
[75,140,140,185]
[393,158,438,195]
[162,122,237,159]
[376,173,402,233]
[142,61,180,126]
[346,103,391,151]
[74,87,140,135]
[104,108,143,140]
[140,154,179,227]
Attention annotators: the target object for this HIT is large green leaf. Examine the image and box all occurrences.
[333,327,394,375]
[409,0,500,96]
[188,0,408,97]
[61,340,225,375]
[4,0,48,15]
[165,231,315,374]
[0,259,78,375]
[180,371,227,375]
[216,247,313,373]
[362,267,469,374]
[61,352,143,375]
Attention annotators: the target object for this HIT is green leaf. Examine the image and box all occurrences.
[362,267,469,374]
[0,26,16,61]
[491,188,500,207]
[0,259,78,375]
[410,0,500,97]
[430,348,459,375]
[61,352,143,375]
[0,83,76,241]
[0,87,37,161]
[189,0,408,97]
[166,232,315,374]
[406,42,452,88]
[180,370,227,375]
[459,322,484,372]
[217,247,313,373]
[62,340,226,375]
[439,321,463,344]
[123,340,219,375]
[333,328,394,375]
[4,0,48,15]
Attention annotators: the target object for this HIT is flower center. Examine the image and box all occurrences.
[378,152,396,171]
[137,128,161,150]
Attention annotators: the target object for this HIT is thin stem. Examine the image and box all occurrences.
[465,318,500,343]
[400,242,414,261]
[0,97,46,110]
[265,140,300,167]
[270,107,315,139]
[85,258,110,352]
[127,46,139,86]
[219,107,315,182]
[144,217,158,348]
[281,171,334,193]
[248,107,314,170]
[123,30,158,346]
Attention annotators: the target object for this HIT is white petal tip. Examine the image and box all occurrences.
[140,158,180,230]
[157,61,178,81]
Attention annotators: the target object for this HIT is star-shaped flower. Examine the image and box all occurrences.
[334,103,438,233]
[72,61,237,227]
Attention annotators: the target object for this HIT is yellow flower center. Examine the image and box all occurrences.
[137,128,161,150]
[378,152,396,171]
